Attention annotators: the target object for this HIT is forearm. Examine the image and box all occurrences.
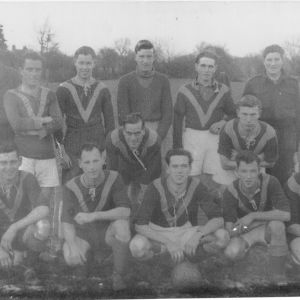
[200,217,224,236]
[135,224,173,246]
[11,206,49,232]
[251,210,290,223]
[288,224,300,237]
[92,207,130,221]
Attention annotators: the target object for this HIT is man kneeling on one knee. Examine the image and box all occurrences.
[130,148,229,263]
[223,150,290,284]
[61,143,131,291]
[0,143,50,284]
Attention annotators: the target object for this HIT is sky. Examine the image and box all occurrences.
[0,1,300,57]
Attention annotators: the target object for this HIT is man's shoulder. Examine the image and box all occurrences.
[153,71,169,81]
[64,175,81,190]
[145,127,160,147]
[118,71,136,83]
[259,120,276,136]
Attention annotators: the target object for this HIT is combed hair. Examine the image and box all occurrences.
[79,143,102,158]
[22,51,44,67]
[235,150,260,168]
[165,148,193,166]
[195,50,219,64]
[135,40,154,53]
[263,44,284,58]
[236,95,262,110]
[74,46,96,59]
[122,112,145,128]
[0,143,19,155]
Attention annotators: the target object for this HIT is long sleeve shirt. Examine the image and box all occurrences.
[117,71,172,140]
[4,87,63,159]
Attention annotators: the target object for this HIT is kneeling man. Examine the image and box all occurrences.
[0,143,50,284]
[130,148,229,263]
[61,143,131,291]
[223,150,290,284]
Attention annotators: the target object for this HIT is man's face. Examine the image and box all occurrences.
[79,148,104,180]
[21,59,42,88]
[264,52,283,77]
[167,155,191,185]
[123,121,145,150]
[74,54,95,80]
[0,151,21,182]
[237,106,260,130]
[135,49,154,72]
[195,57,216,84]
[237,161,259,189]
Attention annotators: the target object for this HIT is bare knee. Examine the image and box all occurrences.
[290,238,300,264]
[214,229,230,248]
[129,234,150,258]
[224,237,247,260]
[111,219,131,243]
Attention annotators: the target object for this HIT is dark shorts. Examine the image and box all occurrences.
[75,221,110,251]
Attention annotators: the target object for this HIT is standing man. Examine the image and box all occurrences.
[130,149,229,263]
[0,62,21,145]
[217,95,278,184]
[106,112,161,215]
[173,50,235,184]
[117,40,172,153]
[61,143,131,291]
[243,44,300,184]
[56,46,115,183]
[223,151,290,285]
[0,143,50,284]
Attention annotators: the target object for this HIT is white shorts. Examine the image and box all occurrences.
[183,128,224,179]
[19,157,60,187]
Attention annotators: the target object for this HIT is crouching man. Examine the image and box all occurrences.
[129,148,229,264]
[61,143,131,291]
[223,150,290,285]
[0,143,50,284]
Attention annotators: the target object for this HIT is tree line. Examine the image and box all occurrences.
[0,24,300,82]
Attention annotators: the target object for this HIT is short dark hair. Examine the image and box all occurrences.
[79,143,102,158]
[0,143,19,156]
[236,150,260,168]
[21,51,44,68]
[165,148,193,166]
[263,44,284,58]
[122,112,145,128]
[236,95,262,110]
[135,40,154,53]
[74,46,96,59]
[195,50,218,64]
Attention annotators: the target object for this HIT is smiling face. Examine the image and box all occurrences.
[167,155,191,185]
[0,151,21,183]
[74,54,95,80]
[195,57,216,85]
[237,161,260,189]
[21,59,43,88]
[237,106,260,130]
[135,48,155,72]
[79,148,104,180]
[264,52,283,77]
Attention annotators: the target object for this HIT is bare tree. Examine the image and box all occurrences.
[37,19,59,54]
[114,38,131,56]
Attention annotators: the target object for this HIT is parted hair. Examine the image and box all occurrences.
[195,50,219,64]
[236,150,260,168]
[122,112,145,128]
[22,51,44,67]
[79,143,103,158]
[236,95,262,110]
[135,40,154,53]
[74,46,96,59]
[263,44,284,58]
[165,148,193,166]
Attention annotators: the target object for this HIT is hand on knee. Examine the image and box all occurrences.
[224,237,248,260]
[113,220,131,243]
[214,229,230,249]
[129,235,151,259]
[63,239,89,266]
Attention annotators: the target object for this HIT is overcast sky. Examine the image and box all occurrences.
[0,1,300,57]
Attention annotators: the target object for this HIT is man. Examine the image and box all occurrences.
[223,150,290,284]
[0,143,50,284]
[243,44,300,184]
[117,39,172,150]
[217,95,278,184]
[173,50,235,184]
[56,46,115,183]
[0,62,21,145]
[106,112,161,214]
[61,143,131,291]
[130,149,229,264]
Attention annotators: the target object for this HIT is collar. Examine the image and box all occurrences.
[262,70,287,85]
[19,85,41,98]
[238,175,261,199]
[136,67,155,79]
[192,78,220,93]
[71,76,96,88]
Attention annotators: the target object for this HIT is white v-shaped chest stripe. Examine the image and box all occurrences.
[61,81,105,123]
